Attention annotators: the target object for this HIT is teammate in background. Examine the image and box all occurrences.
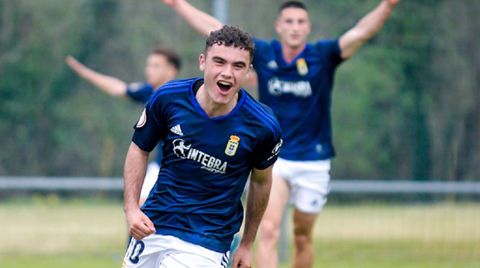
[162,0,400,267]
[122,25,282,268]
[65,48,181,205]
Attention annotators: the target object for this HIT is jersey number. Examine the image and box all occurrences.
[128,240,145,264]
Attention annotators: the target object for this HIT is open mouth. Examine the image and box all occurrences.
[217,81,233,92]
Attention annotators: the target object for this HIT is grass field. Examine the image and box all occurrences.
[1,197,479,268]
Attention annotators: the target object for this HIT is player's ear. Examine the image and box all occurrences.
[246,64,252,76]
[275,17,282,35]
[199,53,206,71]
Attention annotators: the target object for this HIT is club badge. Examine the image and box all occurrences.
[296,58,308,76]
[225,135,240,156]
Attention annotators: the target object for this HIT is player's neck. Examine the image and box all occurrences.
[282,43,306,64]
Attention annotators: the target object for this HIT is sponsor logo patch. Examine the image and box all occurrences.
[172,138,228,174]
[267,139,283,161]
[268,77,312,97]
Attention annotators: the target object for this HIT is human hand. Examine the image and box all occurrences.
[65,55,80,68]
[385,0,400,7]
[231,245,253,268]
[126,208,156,240]
[163,0,182,8]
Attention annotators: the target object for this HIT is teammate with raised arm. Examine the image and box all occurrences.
[65,48,181,205]
[122,25,282,268]
[163,0,400,267]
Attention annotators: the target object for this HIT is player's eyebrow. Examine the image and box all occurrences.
[233,61,247,68]
[212,56,226,63]
[212,56,247,68]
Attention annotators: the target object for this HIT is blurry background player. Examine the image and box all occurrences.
[122,25,282,268]
[162,0,400,267]
[65,48,181,205]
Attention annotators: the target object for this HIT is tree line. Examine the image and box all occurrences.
[0,0,478,181]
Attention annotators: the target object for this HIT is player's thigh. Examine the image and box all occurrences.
[292,208,317,238]
[262,171,290,224]
[159,251,228,268]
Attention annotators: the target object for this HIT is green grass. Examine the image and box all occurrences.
[1,197,479,268]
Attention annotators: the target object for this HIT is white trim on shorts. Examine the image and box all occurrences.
[273,157,331,214]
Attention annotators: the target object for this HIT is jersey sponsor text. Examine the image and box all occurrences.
[173,139,227,174]
[268,77,312,97]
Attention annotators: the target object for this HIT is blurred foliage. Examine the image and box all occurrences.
[0,0,479,180]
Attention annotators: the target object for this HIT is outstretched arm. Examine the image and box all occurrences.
[123,142,156,240]
[65,55,127,97]
[163,0,223,36]
[232,166,273,268]
[339,0,400,59]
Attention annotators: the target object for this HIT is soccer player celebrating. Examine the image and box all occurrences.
[65,48,181,205]
[122,25,282,268]
[162,0,400,267]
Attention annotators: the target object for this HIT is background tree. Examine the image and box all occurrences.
[0,0,478,181]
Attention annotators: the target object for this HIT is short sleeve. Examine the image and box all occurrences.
[314,39,343,67]
[131,97,165,152]
[126,82,154,104]
[252,130,283,170]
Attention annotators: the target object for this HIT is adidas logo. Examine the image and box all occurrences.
[170,124,183,136]
[267,60,278,70]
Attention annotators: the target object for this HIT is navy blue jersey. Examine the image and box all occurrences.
[253,38,343,160]
[132,78,282,253]
[126,82,162,164]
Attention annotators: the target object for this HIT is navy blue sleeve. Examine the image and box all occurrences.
[314,39,343,68]
[126,82,154,104]
[251,104,282,169]
[252,38,270,66]
[253,129,282,170]
[131,96,166,152]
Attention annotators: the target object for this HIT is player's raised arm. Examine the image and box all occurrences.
[339,0,400,59]
[123,142,156,240]
[65,55,128,97]
[232,166,273,268]
[163,0,223,36]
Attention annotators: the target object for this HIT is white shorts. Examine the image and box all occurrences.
[273,158,331,214]
[140,162,160,199]
[122,234,229,268]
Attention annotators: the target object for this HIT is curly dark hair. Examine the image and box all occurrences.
[205,25,255,63]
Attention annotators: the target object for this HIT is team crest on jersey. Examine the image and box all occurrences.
[296,58,308,76]
[136,109,147,128]
[224,135,240,156]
